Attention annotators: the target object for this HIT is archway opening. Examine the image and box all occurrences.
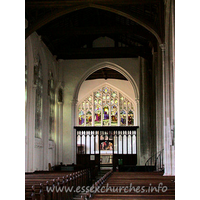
[75,65,139,171]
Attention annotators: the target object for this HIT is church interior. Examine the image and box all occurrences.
[24,0,177,199]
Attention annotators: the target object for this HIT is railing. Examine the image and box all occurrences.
[145,149,164,172]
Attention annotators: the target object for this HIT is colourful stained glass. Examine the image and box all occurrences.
[120,110,126,125]
[95,92,101,98]
[111,105,118,126]
[95,105,101,126]
[128,110,134,126]
[86,111,92,125]
[112,92,117,98]
[79,111,85,125]
[78,86,135,127]
[103,87,108,93]
[103,106,109,125]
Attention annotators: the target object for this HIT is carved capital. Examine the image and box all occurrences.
[135,98,140,104]
[71,99,78,105]
[35,138,43,148]
[159,44,165,51]
[49,140,55,149]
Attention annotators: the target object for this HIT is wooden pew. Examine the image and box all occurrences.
[25,169,90,200]
[90,171,175,200]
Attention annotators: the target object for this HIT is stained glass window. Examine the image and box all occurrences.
[95,92,101,98]
[86,111,92,126]
[111,105,118,126]
[79,111,85,125]
[120,110,126,126]
[112,92,117,98]
[103,106,109,125]
[49,71,55,140]
[95,105,101,126]
[128,110,134,126]
[78,85,135,126]
[35,55,43,138]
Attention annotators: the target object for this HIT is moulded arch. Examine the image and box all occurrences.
[74,61,139,102]
[25,4,161,44]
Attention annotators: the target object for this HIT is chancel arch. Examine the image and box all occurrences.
[74,64,140,170]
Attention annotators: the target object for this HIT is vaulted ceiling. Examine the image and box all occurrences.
[25,0,164,60]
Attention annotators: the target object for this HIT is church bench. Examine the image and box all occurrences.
[90,172,175,200]
[25,169,90,200]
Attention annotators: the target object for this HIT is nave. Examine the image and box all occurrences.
[91,171,175,200]
[25,168,175,200]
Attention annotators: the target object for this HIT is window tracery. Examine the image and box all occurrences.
[78,85,135,126]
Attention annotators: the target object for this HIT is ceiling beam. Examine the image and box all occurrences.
[55,46,152,60]
[26,0,161,8]
[25,3,162,43]
[40,25,154,40]
[40,25,156,48]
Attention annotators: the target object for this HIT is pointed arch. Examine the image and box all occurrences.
[74,61,139,102]
[25,4,161,44]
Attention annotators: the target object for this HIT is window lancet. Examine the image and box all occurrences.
[34,55,43,138]
[78,85,135,126]
[49,71,55,140]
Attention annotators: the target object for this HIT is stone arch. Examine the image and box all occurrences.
[72,61,140,164]
[25,4,161,44]
[73,61,139,102]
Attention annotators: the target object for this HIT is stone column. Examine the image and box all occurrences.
[155,46,164,153]
[27,85,37,172]
[162,0,175,176]
[135,98,140,165]
[139,57,152,165]
[26,39,36,172]
[71,99,78,164]
[160,43,172,176]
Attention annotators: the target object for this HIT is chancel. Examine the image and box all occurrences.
[25,0,175,199]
